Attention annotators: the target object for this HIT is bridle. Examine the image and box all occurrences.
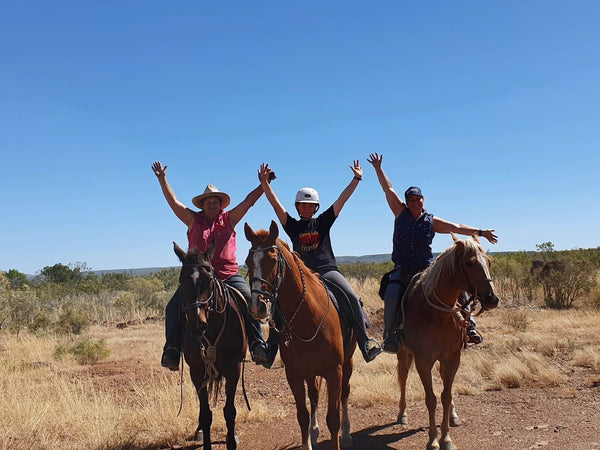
[248,243,331,345]
[182,276,226,319]
[180,271,229,388]
[422,247,493,316]
[176,261,251,414]
[248,244,288,307]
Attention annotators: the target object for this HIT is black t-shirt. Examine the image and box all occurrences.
[282,205,338,273]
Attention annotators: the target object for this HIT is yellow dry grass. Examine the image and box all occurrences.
[1,280,600,449]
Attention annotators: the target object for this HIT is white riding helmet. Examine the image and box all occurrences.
[295,187,320,213]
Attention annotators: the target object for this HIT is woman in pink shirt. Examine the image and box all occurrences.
[152,161,278,370]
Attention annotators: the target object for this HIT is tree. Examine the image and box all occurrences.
[534,255,596,309]
[6,269,29,289]
[41,263,76,284]
[536,242,555,258]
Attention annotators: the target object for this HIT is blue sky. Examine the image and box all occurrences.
[1,1,599,275]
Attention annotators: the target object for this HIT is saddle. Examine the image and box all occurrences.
[319,277,368,345]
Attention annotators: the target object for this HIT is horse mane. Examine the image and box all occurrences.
[422,235,484,288]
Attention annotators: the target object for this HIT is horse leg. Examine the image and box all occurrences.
[450,401,461,427]
[190,368,213,449]
[325,368,343,450]
[438,357,460,450]
[414,360,439,450]
[340,351,354,448]
[286,373,312,450]
[396,348,412,425]
[307,377,321,448]
[223,373,241,449]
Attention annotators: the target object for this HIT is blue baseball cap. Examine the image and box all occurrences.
[404,186,424,202]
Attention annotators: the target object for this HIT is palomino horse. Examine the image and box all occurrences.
[396,234,499,450]
[244,221,356,450]
[174,241,247,450]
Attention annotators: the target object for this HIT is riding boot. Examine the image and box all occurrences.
[161,289,182,371]
[457,291,483,344]
[382,281,404,354]
[245,314,276,368]
[466,316,483,345]
[348,297,382,363]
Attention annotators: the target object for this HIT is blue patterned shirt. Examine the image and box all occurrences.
[391,208,435,276]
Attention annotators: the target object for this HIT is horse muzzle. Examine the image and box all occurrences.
[250,294,272,322]
[480,291,500,310]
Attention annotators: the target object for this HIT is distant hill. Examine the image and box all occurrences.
[37,251,517,279]
[83,255,392,277]
[337,254,391,264]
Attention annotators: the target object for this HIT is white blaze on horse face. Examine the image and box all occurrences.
[250,250,264,310]
[477,254,494,289]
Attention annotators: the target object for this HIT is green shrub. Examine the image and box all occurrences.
[53,343,69,360]
[56,308,90,335]
[29,312,53,334]
[338,261,393,284]
[67,337,110,365]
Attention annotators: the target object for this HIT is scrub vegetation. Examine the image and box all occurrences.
[1,242,600,449]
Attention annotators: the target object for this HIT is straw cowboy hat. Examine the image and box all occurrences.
[192,184,231,209]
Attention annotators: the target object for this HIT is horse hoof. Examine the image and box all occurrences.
[340,434,353,448]
[194,430,203,442]
[227,431,240,449]
[310,426,320,448]
[397,412,408,425]
[450,415,461,427]
[440,439,453,450]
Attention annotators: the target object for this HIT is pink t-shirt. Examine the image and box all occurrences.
[187,210,238,281]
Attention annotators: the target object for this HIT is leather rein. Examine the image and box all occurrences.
[422,250,493,318]
[248,243,331,345]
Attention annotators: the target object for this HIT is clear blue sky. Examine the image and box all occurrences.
[2,1,599,275]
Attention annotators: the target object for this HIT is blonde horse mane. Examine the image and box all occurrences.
[421,234,485,297]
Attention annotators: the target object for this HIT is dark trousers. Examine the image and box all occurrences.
[320,269,373,349]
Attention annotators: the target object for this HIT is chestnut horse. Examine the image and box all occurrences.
[395,234,499,450]
[244,221,356,450]
[174,241,247,450]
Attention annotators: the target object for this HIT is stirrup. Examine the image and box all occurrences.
[467,329,483,345]
[363,339,382,362]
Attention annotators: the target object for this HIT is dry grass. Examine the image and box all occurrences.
[2,280,600,449]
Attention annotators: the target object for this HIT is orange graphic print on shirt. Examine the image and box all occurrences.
[299,230,320,252]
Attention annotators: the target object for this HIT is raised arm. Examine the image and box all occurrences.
[258,163,288,226]
[152,161,194,227]
[228,182,266,227]
[433,217,498,244]
[332,160,362,217]
[367,153,404,217]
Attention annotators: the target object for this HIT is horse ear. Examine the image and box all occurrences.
[173,242,186,262]
[244,222,256,243]
[451,232,460,243]
[454,238,465,264]
[269,220,279,240]
[205,240,216,262]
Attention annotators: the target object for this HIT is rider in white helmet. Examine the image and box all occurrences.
[258,161,382,363]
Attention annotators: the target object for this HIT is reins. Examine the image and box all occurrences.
[420,247,494,335]
[248,243,331,346]
[178,275,251,414]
